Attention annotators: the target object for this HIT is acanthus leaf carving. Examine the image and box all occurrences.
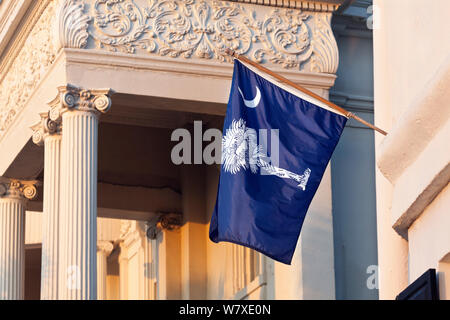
[57,0,92,49]
[87,0,326,69]
[310,13,339,74]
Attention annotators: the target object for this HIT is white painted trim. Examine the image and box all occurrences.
[0,0,34,58]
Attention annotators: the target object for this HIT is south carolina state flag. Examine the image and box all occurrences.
[209,60,348,264]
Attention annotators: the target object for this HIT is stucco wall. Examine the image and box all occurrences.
[408,184,450,281]
[373,0,450,299]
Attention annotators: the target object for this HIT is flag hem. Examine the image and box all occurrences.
[237,59,347,118]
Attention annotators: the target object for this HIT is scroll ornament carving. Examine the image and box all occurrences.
[57,0,92,49]
[0,179,38,200]
[0,1,58,141]
[97,241,114,255]
[31,111,62,146]
[85,0,338,72]
[146,213,182,239]
[53,84,114,115]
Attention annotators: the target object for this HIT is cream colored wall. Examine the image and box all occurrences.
[180,165,208,299]
[374,0,450,123]
[205,164,228,299]
[273,165,335,300]
[374,0,450,299]
[156,229,182,299]
[408,184,450,289]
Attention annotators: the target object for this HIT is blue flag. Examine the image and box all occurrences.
[209,60,348,265]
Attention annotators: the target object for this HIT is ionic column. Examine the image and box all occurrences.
[57,85,113,300]
[97,241,113,300]
[0,179,37,300]
[32,110,62,300]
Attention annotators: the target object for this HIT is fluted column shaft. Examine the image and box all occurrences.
[0,197,25,300]
[59,110,99,300]
[41,135,61,299]
[0,179,37,300]
[32,107,63,300]
[97,241,113,300]
[44,85,113,300]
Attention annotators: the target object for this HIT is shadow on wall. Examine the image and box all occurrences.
[25,246,42,300]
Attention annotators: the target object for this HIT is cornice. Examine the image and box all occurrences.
[0,0,48,78]
[228,0,344,12]
[0,0,32,57]
[63,48,337,88]
[56,0,338,72]
[0,0,340,142]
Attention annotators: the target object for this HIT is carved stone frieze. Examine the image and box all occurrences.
[0,1,57,141]
[57,0,92,49]
[0,0,339,141]
[80,0,338,72]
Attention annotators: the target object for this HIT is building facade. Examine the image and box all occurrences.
[373,0,450,300]
[0,0,427,301]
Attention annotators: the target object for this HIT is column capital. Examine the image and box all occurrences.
[146,213,182,240]
[97,241,114,256]
[0,178,38,200]
[55,84,114,115]
[31,111,62,146]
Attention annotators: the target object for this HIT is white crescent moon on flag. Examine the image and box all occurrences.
[238,86,261,108]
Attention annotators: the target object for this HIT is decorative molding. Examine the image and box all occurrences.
[228,0,343,12]
[56,0,92,49]
[119,220,146,256]
[310,12,338,73]
[31,84,113,145]
[83,0,338,72]
[0,0,339,141]
[31,111,62,146]
[0,0,57,141]
[97,240,114,255]
[119,219,133,239]
[51,84,114,115]
[146,213,182,239]
[0,178,38,200]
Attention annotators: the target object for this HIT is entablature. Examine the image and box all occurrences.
[0,0,342,177]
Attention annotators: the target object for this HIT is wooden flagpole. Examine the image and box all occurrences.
[224,49,388,136]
